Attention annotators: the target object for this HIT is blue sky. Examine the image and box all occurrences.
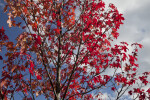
[0,0,23,42]
[0,0,150,99]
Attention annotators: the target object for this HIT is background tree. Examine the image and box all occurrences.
[0,0,150,100]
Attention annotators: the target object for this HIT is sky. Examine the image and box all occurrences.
[103,0,150,99]
[105,0,150,74]
[0,0,150,99]
[1,0,149,73]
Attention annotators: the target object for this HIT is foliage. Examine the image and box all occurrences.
[0,0,150,100]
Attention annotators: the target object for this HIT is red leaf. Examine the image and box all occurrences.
[0,27,5,33]
[37,35,41,45]
[29,68,34,75]
[24,7,28,14]
[24,88,28,95]
[0,55,3,60]
[30,61,34,68]
[147,88,150,94]
[52,12,56,19]
[133,68,137,71]
[54,28,60,34]
[111,87,116,91]
[138,44,143,48]
[36,75,42,80]
[22,26,26,29]
[29,61,34,75]
[93,77,97,83]
[122,46,128,52]
[0,80,7,88]
[56,20,61,27]
[128,90,132,95]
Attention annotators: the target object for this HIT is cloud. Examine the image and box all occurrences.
[94,92,115,100]
[118,1,150,73]
[105,0,150,73]
[99,93,109,100]
[105,0,150,13]
[102,0,150,98]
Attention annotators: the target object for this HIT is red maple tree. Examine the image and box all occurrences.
[0,0,150,100]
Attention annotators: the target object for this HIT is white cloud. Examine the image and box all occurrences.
[100,93,109,100]
[95,93,115,100]
[105,0,150,13]
[105,0,150,72]
[102,0,150,99]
